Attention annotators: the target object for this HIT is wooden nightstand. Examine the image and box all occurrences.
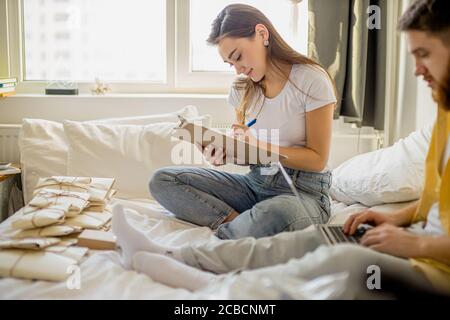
[0,163,23,222]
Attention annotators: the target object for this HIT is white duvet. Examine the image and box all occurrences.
[0,198,413,299]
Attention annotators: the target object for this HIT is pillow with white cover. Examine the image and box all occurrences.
[19,105,204,203]
[87,105,201,125]
[330,125,432,206]
[64,120,210,200]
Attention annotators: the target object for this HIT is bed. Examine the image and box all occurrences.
[0,107,432,299]
[0,197,417,299]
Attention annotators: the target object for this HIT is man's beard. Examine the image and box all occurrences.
[433,59,450,111]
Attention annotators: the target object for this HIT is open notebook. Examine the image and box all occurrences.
[172,115,288,165]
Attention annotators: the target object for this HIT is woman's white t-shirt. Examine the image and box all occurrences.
[227,64,337,148]
[423,135,450,235]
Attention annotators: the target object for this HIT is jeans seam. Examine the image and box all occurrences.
[174,171,250,194]
[177,182,233,229]
[175,170,257,206]
[278,215,320,233]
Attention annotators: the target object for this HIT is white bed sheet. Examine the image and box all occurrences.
[0,198,415,299]
[0,198,219,299]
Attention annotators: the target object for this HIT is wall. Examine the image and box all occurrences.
[415,78,437,130]
[0,94,235,125]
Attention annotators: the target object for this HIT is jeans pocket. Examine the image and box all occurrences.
[294,171,331,201]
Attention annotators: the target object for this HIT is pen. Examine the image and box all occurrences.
[246,118,257,127]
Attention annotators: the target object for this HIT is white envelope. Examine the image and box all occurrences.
[10,207,65,230]
[32,189,91,217]
[0,249,78,281]
[45,245,89,261]
[0,237,61,250]
[65,211,112,230]
[13,225,83,238]
[34,176,115,203]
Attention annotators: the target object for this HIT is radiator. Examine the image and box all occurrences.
[0,125,21,163]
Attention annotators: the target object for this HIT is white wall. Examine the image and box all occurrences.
[390,43,437,144]
[415,79,437,130]
[0,94,235,125]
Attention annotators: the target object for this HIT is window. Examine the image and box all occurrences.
[177,0,308,89]
[2,0,309,93]
[22,0,166,82]
[190,0,309,73]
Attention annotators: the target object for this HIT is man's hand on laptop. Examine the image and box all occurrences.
[358,224,422,258]
[343,210,398,236]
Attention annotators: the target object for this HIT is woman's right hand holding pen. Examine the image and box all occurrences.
[231,118,258,146]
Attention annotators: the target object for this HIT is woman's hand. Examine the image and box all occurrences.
[343,209,399,235]
[231,124,258,146]
[360,224,423,258]
[195,142,226,166]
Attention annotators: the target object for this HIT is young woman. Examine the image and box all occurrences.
[112,0,450,298]
[149,4,337,240]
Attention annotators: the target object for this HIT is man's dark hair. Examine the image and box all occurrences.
[398,0,450,43]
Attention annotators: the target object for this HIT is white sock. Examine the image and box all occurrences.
[111,203,182,269]
[132,251,218,291]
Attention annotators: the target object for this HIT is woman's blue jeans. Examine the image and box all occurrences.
[149,164,331,239]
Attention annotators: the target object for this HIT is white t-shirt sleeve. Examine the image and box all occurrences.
[227,86,241,109]
[299,66,337,112]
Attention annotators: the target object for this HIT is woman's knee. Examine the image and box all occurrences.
[149,167,177,197]
[260,196,322,232]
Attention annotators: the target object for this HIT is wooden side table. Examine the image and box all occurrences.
[0,164,22,222]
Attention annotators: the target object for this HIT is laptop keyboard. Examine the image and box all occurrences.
[325,225,367,244]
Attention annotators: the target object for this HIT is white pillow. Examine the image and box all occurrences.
[330,126,432,206]
[19,119,68,204]
[64,119,210,200]
[87,105,200,125]
[19,105,204,203]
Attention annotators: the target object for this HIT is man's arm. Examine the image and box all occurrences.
[418,235,450,265]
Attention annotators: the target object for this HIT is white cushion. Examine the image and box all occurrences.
[330,126,432,206]
[87,105,200,125]
[19,106,203,204]
[19,119,68,204]
[64,119,210,200]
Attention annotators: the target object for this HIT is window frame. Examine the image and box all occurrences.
[175,0,235,91]
[3,0,182,94]
[0,0,305,94]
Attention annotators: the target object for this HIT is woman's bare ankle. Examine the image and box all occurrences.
[222,210,239,224]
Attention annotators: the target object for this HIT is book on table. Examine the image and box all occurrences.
[0,78,16,97]
[0,82,16,88]
[0,87,16,94]
[0,91,16,97]
[0,78,17,84]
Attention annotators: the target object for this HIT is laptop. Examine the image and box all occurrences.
[276,162,371,245]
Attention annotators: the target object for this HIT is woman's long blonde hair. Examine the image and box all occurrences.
[207,4,337,124]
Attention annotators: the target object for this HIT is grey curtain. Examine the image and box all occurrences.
[308,0,387,130]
